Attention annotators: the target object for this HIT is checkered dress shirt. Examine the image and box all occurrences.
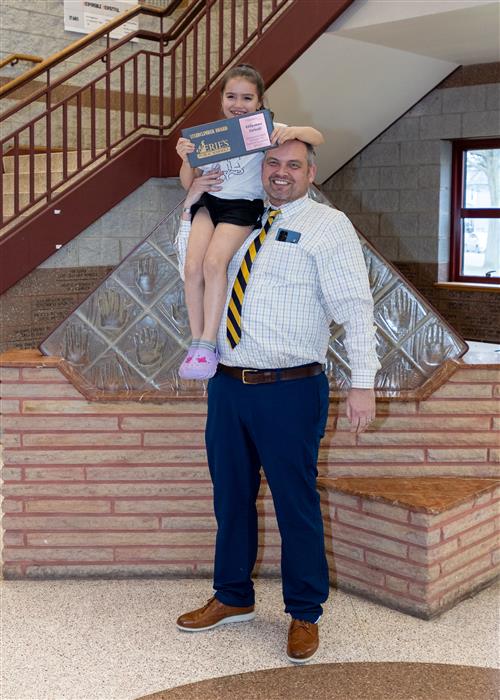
[175,194,380,387]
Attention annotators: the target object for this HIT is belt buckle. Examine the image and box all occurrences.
[242,368,258,384]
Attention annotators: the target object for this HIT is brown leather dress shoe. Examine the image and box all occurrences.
[176,596,255,632]
[286,619,319,664]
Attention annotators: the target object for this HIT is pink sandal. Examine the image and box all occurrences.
[179,347,219,380]
[178,344,198,379]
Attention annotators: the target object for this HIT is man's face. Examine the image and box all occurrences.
[262,140,317,206]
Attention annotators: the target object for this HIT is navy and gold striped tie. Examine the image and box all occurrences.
[226,208,281,348]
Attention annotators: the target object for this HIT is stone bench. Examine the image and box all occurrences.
[318,476,499,619]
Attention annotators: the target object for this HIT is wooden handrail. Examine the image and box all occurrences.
[0,0,185,98]
[0,54,44,71]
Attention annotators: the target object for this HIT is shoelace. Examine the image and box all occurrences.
[291,619,315,636]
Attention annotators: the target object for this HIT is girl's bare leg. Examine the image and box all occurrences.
[201,223,253,343]
[183,209,214,339]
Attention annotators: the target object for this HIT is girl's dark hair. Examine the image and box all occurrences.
[220,64,272,115]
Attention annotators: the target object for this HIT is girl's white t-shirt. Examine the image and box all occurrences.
[199,151,265,201]
[198,122,285,202]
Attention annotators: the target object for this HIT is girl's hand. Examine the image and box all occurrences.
[270,125,298,145]
[176,137,195,162]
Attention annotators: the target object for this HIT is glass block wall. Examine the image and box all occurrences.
[40,186,467,397]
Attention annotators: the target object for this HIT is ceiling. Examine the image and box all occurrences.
[330,0,500,65]
[267,0,499,181]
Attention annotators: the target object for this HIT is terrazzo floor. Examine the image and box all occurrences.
[1,577,499,700]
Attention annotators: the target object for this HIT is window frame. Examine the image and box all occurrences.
[450,137,500,285]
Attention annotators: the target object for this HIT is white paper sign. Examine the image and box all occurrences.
[64,0,138,39]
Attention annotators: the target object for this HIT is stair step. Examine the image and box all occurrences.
[2,151,108,195]
[3,191,43,216]
[2,175,81,216]
[0,208,39,239]
[3,170,68,194]
[1,147,114,222]
[2,149,102,173]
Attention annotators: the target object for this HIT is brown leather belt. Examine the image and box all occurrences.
[217,362,323,385]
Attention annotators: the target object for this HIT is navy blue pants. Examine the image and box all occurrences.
[205,369,330,622]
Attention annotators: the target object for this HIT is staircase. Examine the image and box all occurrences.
[0,0,354,294]
[2,150,98,222]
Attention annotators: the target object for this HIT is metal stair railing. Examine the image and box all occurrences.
[0,0,291,229]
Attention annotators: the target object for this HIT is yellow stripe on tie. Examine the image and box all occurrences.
[226,317,239,347]
[234,280,244,305]
[241,258,250,281]
[228,298,241,325]
[226,209,281,348]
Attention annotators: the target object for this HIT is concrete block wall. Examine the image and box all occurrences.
[1,355,498,581]
[38,176,185,269]
[0,1,176,83]
[321,65,500,342]
[322,78,500,267]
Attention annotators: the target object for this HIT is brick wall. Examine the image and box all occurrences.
[1,357,498,578]
[321,481,499,617]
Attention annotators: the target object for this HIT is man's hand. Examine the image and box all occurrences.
[346,388,376,434]
[182,168,224,215]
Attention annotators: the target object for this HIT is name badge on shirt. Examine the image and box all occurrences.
[276,228,301,244]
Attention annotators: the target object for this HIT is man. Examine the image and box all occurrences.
[174,140,379,664]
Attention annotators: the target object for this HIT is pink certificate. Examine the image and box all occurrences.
[239,112,272,151]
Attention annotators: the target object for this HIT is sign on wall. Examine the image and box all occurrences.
[64,0,138,39]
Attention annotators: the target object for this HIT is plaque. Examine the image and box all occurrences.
[182,109,275,168]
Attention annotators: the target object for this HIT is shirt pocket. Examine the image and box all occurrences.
[256,239,314,283]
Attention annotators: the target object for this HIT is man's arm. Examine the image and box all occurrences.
[174,168,223,279]
[315,210,379,433]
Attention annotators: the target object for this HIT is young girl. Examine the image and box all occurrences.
[176,64,324,380]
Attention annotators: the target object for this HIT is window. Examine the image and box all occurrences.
[450,138,500,284]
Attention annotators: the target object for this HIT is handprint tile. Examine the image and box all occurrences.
[377,353,424,392]
[403,319,463,375]
[84,352,145,393]
[152,365,207,397]
[47,317,108,367]
[133,326,164,367]
[135,254,159,295]
[115,315,177,378]
[324,357,352,392]
[375,287,426,342]
[77,281,142,337]
[152,279,191,342]
[116,241,178,301]
[62,321,90,366]
[362,245,396,299]
[150,217,181,268]
[328,331,350,364]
